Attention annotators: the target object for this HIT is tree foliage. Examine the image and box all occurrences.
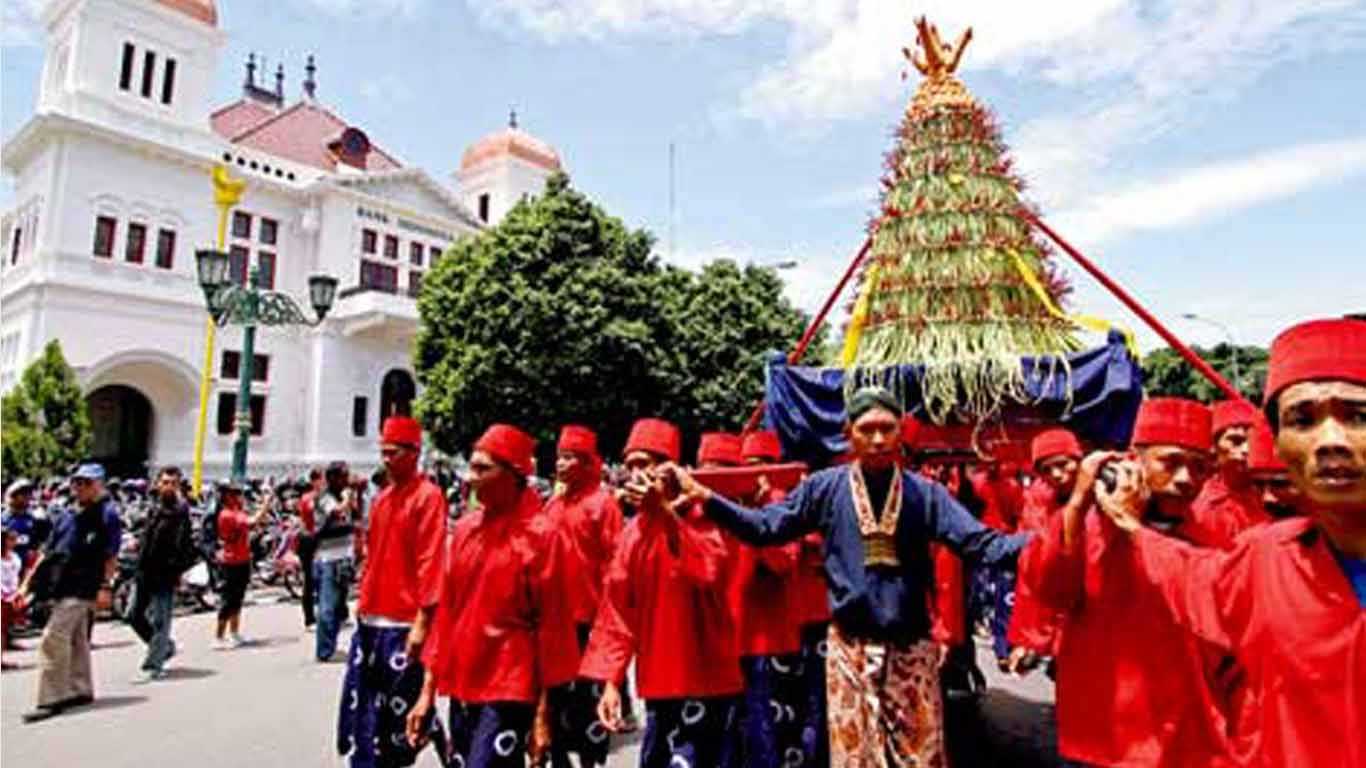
[2,340,92,482]
[414,173,816,465]
[1141,343,1268,403]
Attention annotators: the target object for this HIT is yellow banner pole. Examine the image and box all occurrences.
[191,165,245,497]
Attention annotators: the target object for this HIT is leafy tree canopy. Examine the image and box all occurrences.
[414,173,818,466]
[1140,343,1268,404]
[2,340,92,483]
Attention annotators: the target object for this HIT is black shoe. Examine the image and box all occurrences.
[62,694,94,708]
[22,706,62,723]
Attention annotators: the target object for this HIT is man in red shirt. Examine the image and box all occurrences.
[1105,318,1366,768]
[1188,399,1271,548]
[1245,419,1301,519]
[543,425,623,768]
[1004,428,1082,675]
[409,424,578,768]
[336,417,446,768]
[1017,398,1237,767]
[580,418,742,768]
[213,481,267,649]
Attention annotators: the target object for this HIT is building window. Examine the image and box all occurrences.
[430,244,442,263]
[140,50,156,98]
[220,350,270,382]
[10,227,21,265]
[216,392,266,436]
[361,228,377,254]
[160,58,176,104]
[359,261,398,294]
[407,270,423,297]
[93,215,116,258]
[478,194,490,223]
[228,245,249,286]
[259,217,278,245]
[383,234,398,260]
[352,396,368,437]
[257,252,276,290]
[232,211,252,239]
[155,228,175,269]
[125,222,146,264]
[409,241,424,267]
[119,43,135,91]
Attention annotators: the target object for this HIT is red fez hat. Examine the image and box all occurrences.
[381,416,422,447]
[1030,428,1082,468]
[1263,318,1366,408]
[1131,398,1212,452]
[1211,400,1258,438]
[697,432,743,467]
[474,424,537,477]
[741,431,783,462]
[557,425,599,457]
[1246,418,1286,473]
[624,418,681,463]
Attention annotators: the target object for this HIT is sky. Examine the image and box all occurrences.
[4,0,1365,353]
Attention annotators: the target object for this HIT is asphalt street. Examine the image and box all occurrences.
[2,593,1057,767]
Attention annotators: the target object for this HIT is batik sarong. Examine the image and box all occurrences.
[989,565,1018,660]
[445,700,535,768]
[740,653,809,768]
[640,695,740,768]
[825,624,946,768]
[799,622,830,768]
[337,623,440,768]
[549,623,611,767]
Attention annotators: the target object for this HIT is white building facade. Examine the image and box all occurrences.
[1,0,562,478]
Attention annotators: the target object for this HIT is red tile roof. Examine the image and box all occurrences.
[210,100,402,173]
[460,127,561,173]
[157,0,216,26]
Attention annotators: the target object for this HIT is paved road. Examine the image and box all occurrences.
[2,595,1056,767]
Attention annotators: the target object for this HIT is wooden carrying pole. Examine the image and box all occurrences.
[743,235,874,433]
[1019,208,1245,403]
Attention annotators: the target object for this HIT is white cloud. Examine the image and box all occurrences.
[1051,136,1366,246]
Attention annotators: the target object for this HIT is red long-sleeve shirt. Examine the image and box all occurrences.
[795,532,831,627]
[422,487,578,703]
[1018,511,1236,767]
[1132,518,1366,768]
[1187,474,1272,550]
[356,474,446,624]
[579,506,743,699]
[1007,482,1066,654]
[545,483,624,627]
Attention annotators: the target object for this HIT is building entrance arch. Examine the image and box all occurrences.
[87,384,153,479]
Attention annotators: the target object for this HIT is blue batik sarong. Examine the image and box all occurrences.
[445,700,535,768]
[549,679,612,767]
[337,624,440,768]
[641,696,740,768]
[798,622,830,768]
[740,654,808,768]
[990,566,1018,660]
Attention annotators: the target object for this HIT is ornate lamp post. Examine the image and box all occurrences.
[195,249,338,482]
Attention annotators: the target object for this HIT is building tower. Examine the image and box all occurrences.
[456,110,562,226]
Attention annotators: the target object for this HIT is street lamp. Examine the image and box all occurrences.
[195,248,337,483]
[1181,312,1240,393]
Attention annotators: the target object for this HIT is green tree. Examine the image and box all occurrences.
[1141,344,1268,403]
[413,173,813,465]
[1,340,92,482]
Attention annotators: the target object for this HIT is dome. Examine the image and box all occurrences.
[156,0,217,26]
[460,121,562,174]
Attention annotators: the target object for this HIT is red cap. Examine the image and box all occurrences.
[1263,318,1366,408]
[1246,418,1286,473]
[624,418,681,463]
[1030,428,1082,468]
[557,425,599,457]
[1131,398,1212,452]
[381,416,422,447]
[474,424,537,477]
[1211,400,1258,438]
[697,432,743,467]
[741,431,783,462]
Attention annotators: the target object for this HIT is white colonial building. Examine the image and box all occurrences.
[1,0,563,478]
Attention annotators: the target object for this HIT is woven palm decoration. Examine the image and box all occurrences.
[843,18,1078,425]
